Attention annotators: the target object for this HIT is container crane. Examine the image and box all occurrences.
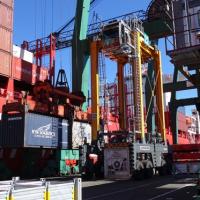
[89,18,169,179]
[13,2,169,179]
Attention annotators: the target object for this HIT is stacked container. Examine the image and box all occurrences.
[0,112,69,148]
[59,150,80,175]
[0,0,13,77]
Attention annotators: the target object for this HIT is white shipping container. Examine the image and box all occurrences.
[104,147,131,179]
[164,92,171,110]
[72,121,91,148]
[12,45,34,63]
[21,48,34,63]
[12,45,21,58]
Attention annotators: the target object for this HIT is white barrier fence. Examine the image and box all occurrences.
[0,177,81,200]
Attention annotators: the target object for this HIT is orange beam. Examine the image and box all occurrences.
[117,61,126,130]
[154,51,166,142]
[133,31,145,143]
[90,41,100,141]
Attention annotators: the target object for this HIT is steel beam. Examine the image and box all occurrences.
[170,67,178,144]
[163,81,195,92]
[133,31,145,143]
[176,65,196,85]
[196,69,200,114]
[173,98,200,107]
[90,41,100,141]
[154,50,166,142]
[117,61,127,130]
[145,60,155,134]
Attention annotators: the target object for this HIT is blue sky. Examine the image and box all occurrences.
[13,0,196,115]
[14,0,173,81]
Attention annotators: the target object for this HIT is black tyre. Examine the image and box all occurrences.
[134,161,144,180]
[144,160,154,178]
[158,159,167,176]
[144,161,154,178]
[158,166,167,176]
[145,168,153,178]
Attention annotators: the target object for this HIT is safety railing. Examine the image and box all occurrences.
[0,177,81,200]
[165,12,200,54]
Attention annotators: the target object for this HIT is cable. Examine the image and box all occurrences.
[34,0,37,40]
[44,0,47,38]
[55,0,101,36]
[90,0,103,10]
[51,0,54,32]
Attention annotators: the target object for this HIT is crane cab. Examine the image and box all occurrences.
[101,20,135,57]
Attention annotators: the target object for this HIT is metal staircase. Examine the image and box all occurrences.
[98,51,109,123]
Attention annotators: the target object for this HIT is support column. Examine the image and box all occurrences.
[117,61,126,130]
[154,51,166,143]
[196,69,200,113]
[145,60,155,134]
[6,78,14,102]
[72,0,91,111]
[170,102,178,144]
[50,34,56,86]
[195,69,200,134]
[90,41,99,141]
[170,67,178,144]
[133,31,145,143]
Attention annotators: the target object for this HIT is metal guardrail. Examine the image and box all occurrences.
[0,177,81,200]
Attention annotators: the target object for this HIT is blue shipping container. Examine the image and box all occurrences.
[0,112,68,149]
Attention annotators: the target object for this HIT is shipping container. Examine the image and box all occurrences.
[0,50,11,76]
[0,3,13,30]
[0,0,13,77]
[0,0,14,8]
[59,149,80,175]
[177,112,187,132]
[0,120,2,136]
[0,112,69,148]
[0,97,6,113]
[13,45,34,63]
[12,57,49,84]
[0,28,12,52]
[72,121,91,148]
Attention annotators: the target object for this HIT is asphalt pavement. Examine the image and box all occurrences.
[82,175,199,200]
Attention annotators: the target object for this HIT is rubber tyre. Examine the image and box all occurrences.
[134,161,144,180]
[158,159,167,176]
[144,168,153,178]
[158,166,167,176]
